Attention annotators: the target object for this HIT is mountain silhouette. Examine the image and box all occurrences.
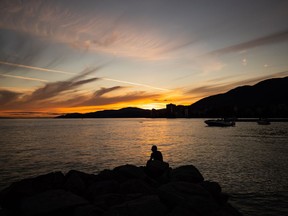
[57,107,152,118]
[189,76,288,117]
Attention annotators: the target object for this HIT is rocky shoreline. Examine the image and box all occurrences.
[0,163,242,216]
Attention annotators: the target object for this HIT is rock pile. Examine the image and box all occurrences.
[0,163,242,216]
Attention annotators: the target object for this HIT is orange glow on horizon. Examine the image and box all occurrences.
[0,97,198,118]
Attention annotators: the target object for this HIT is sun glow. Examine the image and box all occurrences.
[140,103,166,110]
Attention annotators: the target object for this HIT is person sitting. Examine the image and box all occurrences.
[146,145,169,179]
[149,145,163,162]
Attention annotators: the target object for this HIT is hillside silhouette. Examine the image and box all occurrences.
[189,76,288,118]
[57,107,153,118]
[57,76,288,118]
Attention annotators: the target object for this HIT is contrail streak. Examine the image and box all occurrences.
[0,61,75,75]
[101,77,169,91]
[0,73,48,82]
[0,61,170,91]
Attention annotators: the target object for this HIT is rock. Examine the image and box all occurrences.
[170,165,204,183]
[86,180,120,201]
[64,170,87,196]
[113,164,147,180]
[0,164,242,216]
[0,208,9,216]
[93,193,124,210]
[146,160,170,179]
[201,181,221,195]
[200,181,225,205]
[97,169,124,182]
[0,172,65,211]
[169,203,200,216]
[120,179,154,195]
[104,195,167,216]
[73,204,104,216]
[220,203,243,216]
[20,189,88,216]
[159,182,218,216]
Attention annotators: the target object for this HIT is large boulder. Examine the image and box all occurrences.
[20,189,88,216]
[200,181,225,205]
[64,170,87,196]
[86,180,120,201]
[0,172,65,210]
[170,165,204,183]
[97,169,124,182]
[113,164,147,180]
[120,179,154,195]
[159,182,218,216]
[146,160,170,180]
[93,193,124,210]
[73,204,104,216]
[104,195,167,216]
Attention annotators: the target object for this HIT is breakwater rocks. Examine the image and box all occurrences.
[0,163,242,216]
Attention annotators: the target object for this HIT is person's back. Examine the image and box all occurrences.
[151,150,163,162]
[150,145,163,162]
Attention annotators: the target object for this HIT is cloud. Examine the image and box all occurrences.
[227,71,288,88]
[24,67,101,102]
[0,0,200,61]
[186,71,288,100]
[93,86,125,97]
[205,30,288,56]
[0,66,102,113]
[2,111,61,117]
[80,91,160,107]
[0,90,22,105]
[186,84,231,99]
[0,73,48,83]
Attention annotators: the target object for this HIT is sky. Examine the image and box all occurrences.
[0,0,288,117]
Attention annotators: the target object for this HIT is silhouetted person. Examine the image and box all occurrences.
[146,145,169,179]
[149,145,163,162]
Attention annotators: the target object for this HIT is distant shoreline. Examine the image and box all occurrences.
[1,117,288,122]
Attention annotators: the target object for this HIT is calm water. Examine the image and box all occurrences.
[0,118,288,215]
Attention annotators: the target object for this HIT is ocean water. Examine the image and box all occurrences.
[0,118,287,215]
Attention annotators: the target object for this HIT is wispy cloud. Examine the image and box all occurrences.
[93,86,125,97]
[0,90,23,105]
[0,61,75,76]
[0,73,48,83]
[79,91,160,107]
[186,71,288,100]
[1,111,62,118]
[205,30,288,56]
[23,67,101,102]
[0,0,199,61]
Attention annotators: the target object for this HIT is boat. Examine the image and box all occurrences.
[257,118,271,125]
[205,118,235,127]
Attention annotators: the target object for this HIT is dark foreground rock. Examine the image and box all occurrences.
[0,163,242,216]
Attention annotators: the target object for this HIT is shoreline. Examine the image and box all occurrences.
[2,117,288,122]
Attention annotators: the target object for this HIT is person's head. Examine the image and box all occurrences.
[151,145,157,152]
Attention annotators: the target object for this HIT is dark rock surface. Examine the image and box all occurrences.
[0,163,242,216]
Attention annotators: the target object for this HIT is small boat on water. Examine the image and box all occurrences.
[205,118,235,127]
[257,118,271,125]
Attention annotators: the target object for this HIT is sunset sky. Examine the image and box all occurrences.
[1,0,288,117]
